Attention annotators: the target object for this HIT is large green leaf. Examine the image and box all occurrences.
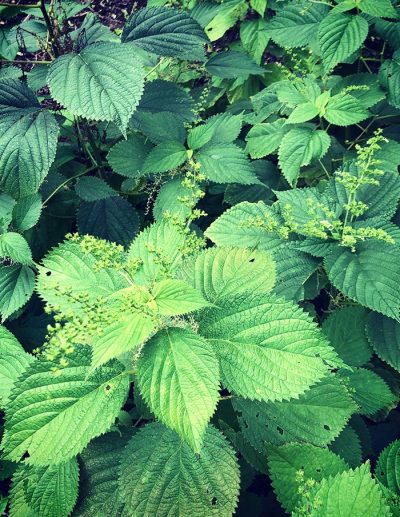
[1,346,129,465]
[234,377,357,448]
[318,13,369,71]
[142,140,187,173]
[205,51,264,78]
[322,306,372,367]
[152,279,210,315]
[137,328,219,452]
[0,325,33,406]
[178,247,276,302]
[77,197,139,247]
[37,240,127,313]
[324,242,400,320]
[13,459,79,517]
[119,423,240,517]
[0,232,32,265]
[73,432,131,516]
[0,264,35,320]
[375,440,400,495]
[268,2,329,48]
[205,201,284,251]
[199,291,342,402]
[267,444,349,513]
[48,42,144,134]
[366,312,400,372]
[107,134,152,178]
[245,119,287,159]
[293,463,391,517]
[122,7,206,60]
[324,93,370,126]
[0,79,59,198]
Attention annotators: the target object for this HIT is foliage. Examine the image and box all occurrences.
[0,0,399,516]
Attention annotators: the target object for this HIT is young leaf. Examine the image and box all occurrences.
[1,345,129,465]
[152,279,210,315]
[48,42,145,134]
[137,328,219,452]
[278,127,331,185]
[142,140,187,173]
[0,79,59,198]
[199,291,342,402]
[245,119,287,159]
[197,143,260,185]
[122,7,206,60]
[318,13,369,71]
[119,423,240,517]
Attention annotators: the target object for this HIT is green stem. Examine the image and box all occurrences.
[39,0,59,57]
[43,165,98,205]
[0,59,52,65]
[0,1,40,6]
[144,57,165,79]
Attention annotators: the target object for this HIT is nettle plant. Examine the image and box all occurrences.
[1,0,400,516]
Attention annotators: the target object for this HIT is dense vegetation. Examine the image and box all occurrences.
[0,0,400,515]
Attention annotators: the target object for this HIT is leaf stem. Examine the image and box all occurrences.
[43,165,98,205]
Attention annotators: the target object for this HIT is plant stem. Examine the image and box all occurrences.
[43,165,98,205]
[39,0,59,57]
[144,58,165,79]
[0,1,40,6]
[0,59,52,65]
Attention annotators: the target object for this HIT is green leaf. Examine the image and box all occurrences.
[48,42,144,134]
[359,0,398,18]
[16,459,79,517]
[152,279,210,315]
[287,102,319,124]
[199,291,341,402]
[122,7,206,60]
[240,18,269,64]
[234,377,357,448]
[329,425,363,468]
[376,440,400,494]
[107,133,152,178]
[245,119,287,159]
[0,325,33,406]
[343,368,396,417]
[0,79,59,198]
[178,247,276,302]
[188,113,242,150]
[201,0,247,41]
[142,140,187,173]
[273,247,320,302]
[37,240,127,313]
[12,194,42,232]
[318,13,369,71]
[153,177,192,221]
[8,464,39,517]
[0,193,16,232]
[267,444,349,513]
[322,306,373,367]
[324,93,370,126]
[324,242,400,320]
[0,264,35,320]
[278,127,331,185]
[205,51,264,79]
[268,2,329,48]
[74,432,131,516]
[366,312,400,372]
[75,177,116,201]
[205,201,284,251]
[197,144,260,184]
[1,345,129,465]
[77,197,139,247]
[293,463,391,517]
[91,310,155,371]
[250,0,267,16]
[119,423,240,517]
[128,220,186,284]
[137,328,219,452]
[0,232,32,265]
